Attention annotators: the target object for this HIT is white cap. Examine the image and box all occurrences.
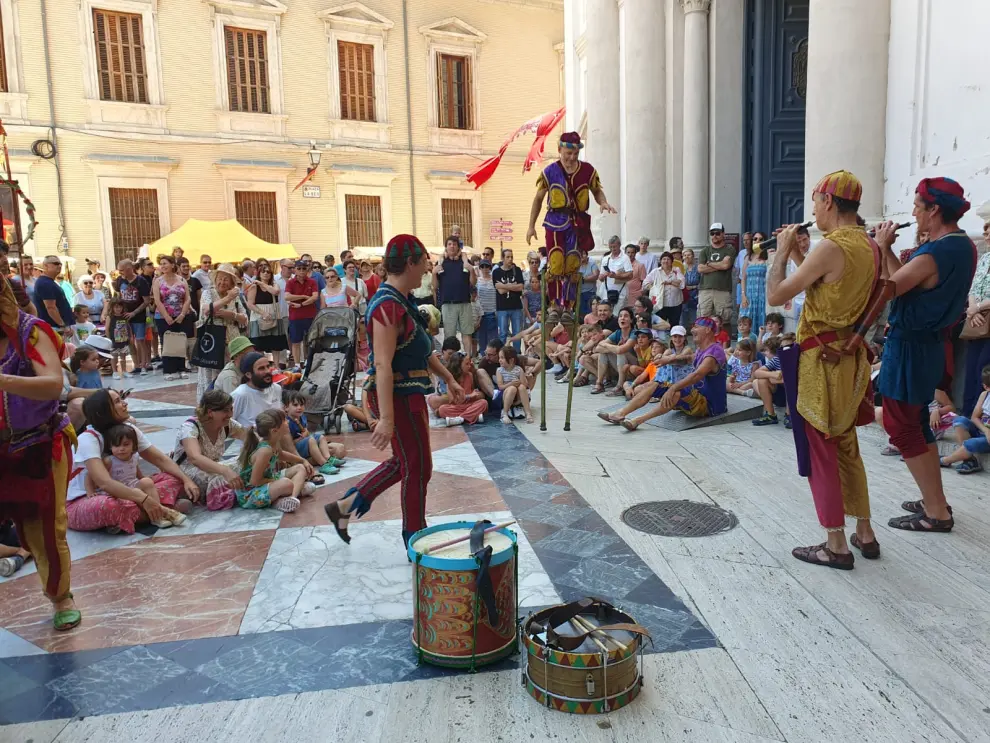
[709,222,724,232]
[671,325,687,336]
[81,335,114,358]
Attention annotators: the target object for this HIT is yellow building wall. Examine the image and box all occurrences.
[3,0,562,269]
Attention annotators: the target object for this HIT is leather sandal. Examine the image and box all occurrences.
[901,500,952,516]
[850,534,880,560]
[324,501,351,545]
[888,512,954,532]
[791,543,854,570]
[53,592,82,632]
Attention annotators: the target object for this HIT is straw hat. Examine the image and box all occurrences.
[213,263,239,283]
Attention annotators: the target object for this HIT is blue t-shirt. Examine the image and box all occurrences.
[880,232,977,404]
[75,370,103,389]
[288,414,309,439]
[763,355,782,372]
[334,265,345,278]
[608,328,632,345]
[34,275,74,329]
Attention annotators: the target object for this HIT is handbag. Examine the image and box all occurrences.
[191,303,226,370]
[257,303,278,332]
[959,310,990,341]
[162,330,188,358]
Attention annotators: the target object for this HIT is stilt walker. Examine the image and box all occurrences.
[526,132,616,429]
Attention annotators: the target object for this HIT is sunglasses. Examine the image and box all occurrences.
[709,230,723,236]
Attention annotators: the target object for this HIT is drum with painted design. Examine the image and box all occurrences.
[408,522,518,669]
[522,602,646,714]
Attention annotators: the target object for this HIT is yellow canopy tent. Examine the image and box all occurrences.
[149,219,298,264]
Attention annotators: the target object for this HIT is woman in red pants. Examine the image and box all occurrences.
[325,235,463,547]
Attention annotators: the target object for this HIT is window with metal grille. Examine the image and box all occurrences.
[234,191,279,244]
[0,6,8,93]
[225,26,269,113]
[92,9,148,103]
[345,195,383,248]
[441,199,473,246]
[338,41,375,122]
[108,188,161,264]
[437,54,473,130]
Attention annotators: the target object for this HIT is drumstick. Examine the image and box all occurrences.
[569,619,610,654]
[572,615,629,653]
[420,521,517,555]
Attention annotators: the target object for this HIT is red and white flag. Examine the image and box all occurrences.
[466,107,565,189]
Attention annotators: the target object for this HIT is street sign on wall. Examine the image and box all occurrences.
[303,185,321,199]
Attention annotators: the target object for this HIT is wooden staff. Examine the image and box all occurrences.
[572,614,629,653]
[420,521,517,555]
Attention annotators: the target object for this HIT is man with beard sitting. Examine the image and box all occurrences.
[231,352,284,427]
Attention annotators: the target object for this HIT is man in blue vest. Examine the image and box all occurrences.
[434,235,477,357]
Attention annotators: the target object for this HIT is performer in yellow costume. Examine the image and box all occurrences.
[767,170,879,570]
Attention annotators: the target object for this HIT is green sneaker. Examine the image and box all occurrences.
[752,412,779,426]
[319,462,341,476]
[326,457,345,468]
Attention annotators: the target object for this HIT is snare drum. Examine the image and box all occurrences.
[408,521,519,670]
[522,599,649,714]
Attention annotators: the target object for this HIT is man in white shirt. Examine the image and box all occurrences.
[600,235,632,307]
[231,353,284,427]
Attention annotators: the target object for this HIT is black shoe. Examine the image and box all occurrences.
[752,412,779,426]
[784,414,792,429]
[324,501,351,544]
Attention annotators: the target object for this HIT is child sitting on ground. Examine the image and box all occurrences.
[759,312,785,350]
[236,409,317,513]
[344,383,378,432]
[573,324,606,388]
[752,335,785,425]
[284,391,346,475]
[736,315,758,346]
[727,339,758,396]
[87,425,186,529]
[625,329,654,383]
[937,367,990,475]
[624,339,667,398]
[69,346,104,390]
[496,346,534,424]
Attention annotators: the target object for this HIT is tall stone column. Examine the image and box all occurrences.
[585,0,622,245]
[804,0,891,220]
[680,0,710,247]
[620,0,665,244]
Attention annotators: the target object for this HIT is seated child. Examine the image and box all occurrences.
[523,276,542,325]
[736,315,758,346]
[284,391,346,475]
[574,323,606,388]
[236,409,317,513]
[625,339,667,398]
[759,312,785,350]
[727,339,758,396]
[751,335,785,425]
[344,382,378,432]
[652,326,694,385]
[87,424,186,529]
[938,367,990,475]
[626,329,654,381]
[69,346,104,390]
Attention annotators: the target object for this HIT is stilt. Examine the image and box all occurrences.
[563,274,583,431]
[540,269,548,432]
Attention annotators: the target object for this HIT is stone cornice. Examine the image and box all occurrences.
[680,0,711,14]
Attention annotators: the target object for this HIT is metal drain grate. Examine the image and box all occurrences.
[621,500,737,537]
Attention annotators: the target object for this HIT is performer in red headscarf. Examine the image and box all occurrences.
[525,132,616,307]
[325,235,464,548]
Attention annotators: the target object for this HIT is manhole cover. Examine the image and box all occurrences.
[621,500,737,537]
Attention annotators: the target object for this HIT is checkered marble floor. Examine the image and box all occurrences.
[0,375,713,726]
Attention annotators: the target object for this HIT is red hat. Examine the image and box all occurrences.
[384,234,426,262]
[559,132,584,150]
[916,177,970,218]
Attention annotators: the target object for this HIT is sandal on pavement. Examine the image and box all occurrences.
[590,385,605,395]
[938,457,953,468]
[620,420,640,432]
[901,500,952,516]
[53,593,82,632]
[572,377,589,388]
[888,512,954,532]
[850,534,880,560]
[880,444,901,457]
[597,412,623,424]
[791,543,854,570]
[276,496,300,513]
[956,460,983,475]
[604,387,624,397]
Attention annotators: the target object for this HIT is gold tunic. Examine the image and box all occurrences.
[796,225,874,437]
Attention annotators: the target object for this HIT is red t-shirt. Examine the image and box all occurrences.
[286,277,318,320]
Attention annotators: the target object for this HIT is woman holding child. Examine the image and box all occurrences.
[67,390,200,533]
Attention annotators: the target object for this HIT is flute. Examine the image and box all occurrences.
[868,221,913,237]
[757,221,814,251]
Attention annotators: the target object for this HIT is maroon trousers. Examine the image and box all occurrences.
[355,391,433,535]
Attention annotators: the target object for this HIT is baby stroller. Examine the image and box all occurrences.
[300,306,359,434]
